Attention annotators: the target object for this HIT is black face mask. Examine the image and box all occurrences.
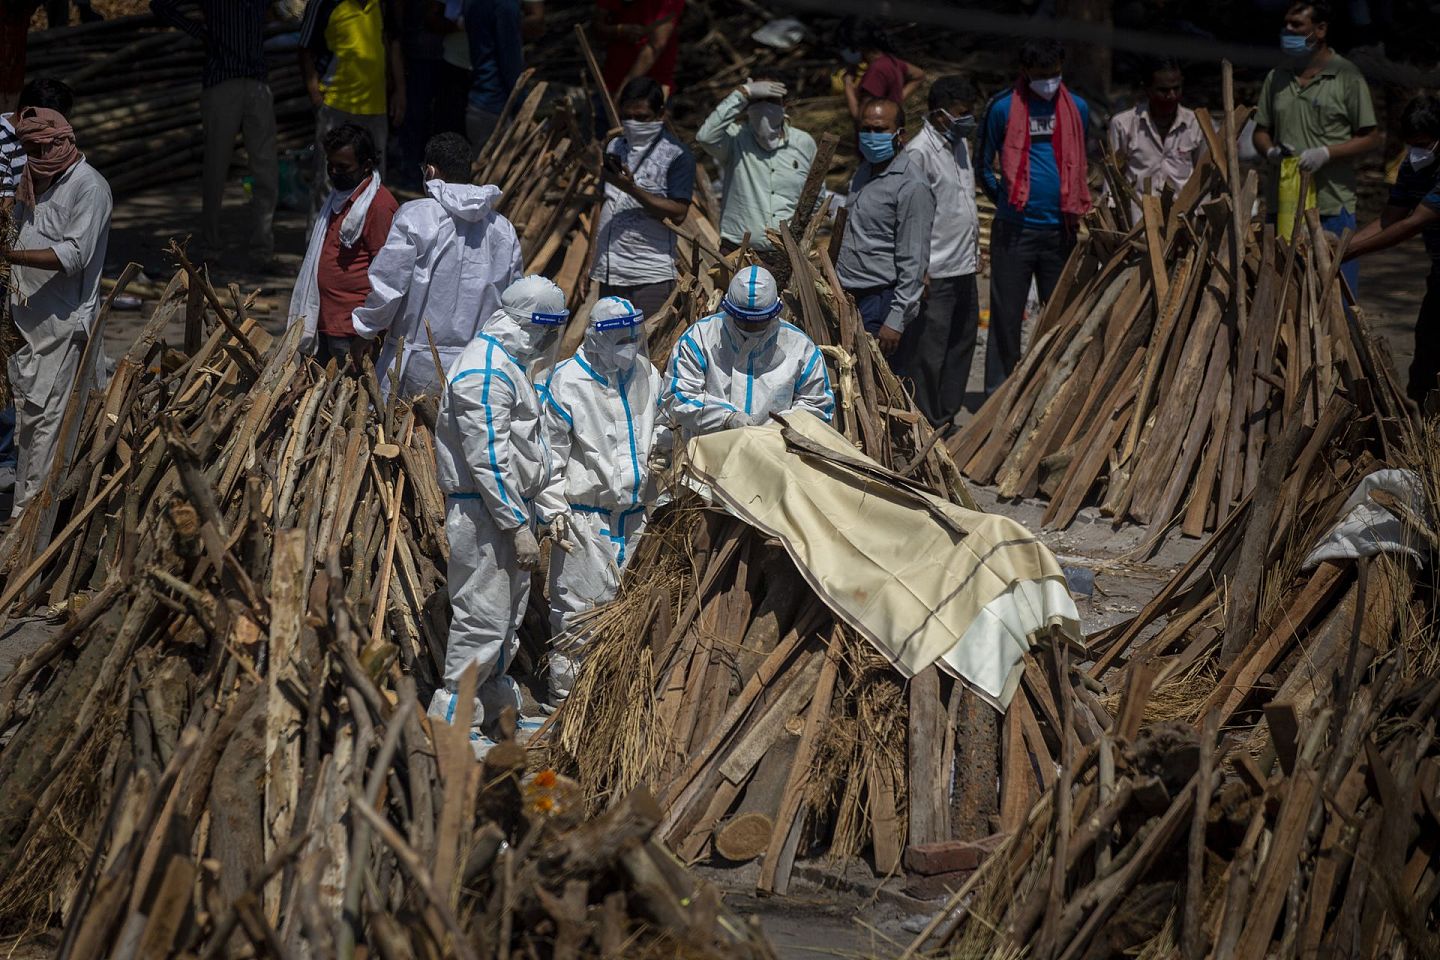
[330,170,363,193]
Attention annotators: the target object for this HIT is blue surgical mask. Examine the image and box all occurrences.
[1408,144,1436,169]
[1280,32,1313,57]
[858,131,897,164]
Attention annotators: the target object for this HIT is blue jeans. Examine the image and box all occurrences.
[0,406,14,469]
[851,286,896,336]
[1321,208,1361,297]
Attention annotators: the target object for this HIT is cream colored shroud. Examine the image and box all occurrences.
[684,412,1081,710]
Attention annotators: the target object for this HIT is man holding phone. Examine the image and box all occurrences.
[588,76,694,320]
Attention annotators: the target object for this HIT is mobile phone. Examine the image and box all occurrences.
[603,153,624,176]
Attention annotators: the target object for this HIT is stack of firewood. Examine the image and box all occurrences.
[948,68,1409,544]
[904,399,1438,958]
[538,208,1099,896]
[0,260,776,958]
[24,14,314,194]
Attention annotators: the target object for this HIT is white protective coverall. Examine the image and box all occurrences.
[352,179,523,399]
[535,297,664,701]
[428,275,569,738]
[7,158,112,518]
[663,265,834,436]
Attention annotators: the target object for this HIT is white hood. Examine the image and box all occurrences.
[426,179,504,223]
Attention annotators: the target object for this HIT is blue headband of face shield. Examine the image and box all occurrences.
[721,296,783,322]
[530,310,570,326]
[593,301,645,331]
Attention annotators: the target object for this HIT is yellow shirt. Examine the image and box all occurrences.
[323,0,386,116]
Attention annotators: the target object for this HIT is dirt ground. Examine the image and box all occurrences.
[0,154,1431,955]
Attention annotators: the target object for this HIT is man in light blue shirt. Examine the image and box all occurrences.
[696,72,816,252]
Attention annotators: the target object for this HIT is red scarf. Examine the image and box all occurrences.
[15,107,81,208]
[1001,80,1091,218]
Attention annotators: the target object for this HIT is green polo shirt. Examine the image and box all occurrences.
[1255,52,1377,216]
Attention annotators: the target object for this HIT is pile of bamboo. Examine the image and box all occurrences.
[948,70,1409,544]
[0,261,775,959]
[24,14,314,194]
[904,399,1439,958]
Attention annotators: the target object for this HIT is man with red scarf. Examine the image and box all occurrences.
[0,107,111,518]
[978,38,1091,396]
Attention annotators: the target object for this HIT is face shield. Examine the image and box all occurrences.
[586,297,647,374]
[721,266,784,339]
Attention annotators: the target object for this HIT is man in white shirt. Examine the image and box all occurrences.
[895,75,981,427]
[590,76,695,321]
[1108,58,1207,204]
[1,107,111,518]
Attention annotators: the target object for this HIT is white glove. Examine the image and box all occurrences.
[747,410,771,426]
[512,526,541,571]
[1265,145,1288,163]
[1298,145,1331,173]
[724,411,751,431]
[743,79,787,101]
[550,512,571,544]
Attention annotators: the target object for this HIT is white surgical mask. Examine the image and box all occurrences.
[747,102,786,151]
[622,119,663,148]
[1409,144,1437,169]
[1029,76,1062,100]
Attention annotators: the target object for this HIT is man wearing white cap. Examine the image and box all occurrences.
[663,264,834,436]
[534,296,665,705]
[430,273,569,755]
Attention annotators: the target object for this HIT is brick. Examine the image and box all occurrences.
[902,833,1009,876]
[903,869,976,900]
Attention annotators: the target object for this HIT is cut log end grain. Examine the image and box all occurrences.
[714,813,774,862]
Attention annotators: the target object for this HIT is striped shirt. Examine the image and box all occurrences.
[0,113,23,200]
[149,0,269,88]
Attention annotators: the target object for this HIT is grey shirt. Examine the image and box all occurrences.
[835,151,935,332]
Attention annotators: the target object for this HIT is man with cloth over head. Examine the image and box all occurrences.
[1,106,111,519]
[663,264,834,437]
[534,296,665,707]
[352,131,522,398]
[430,274,568,756]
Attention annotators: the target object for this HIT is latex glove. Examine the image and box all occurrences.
[743,79,787,101]
[647,447,672,473]
[1265,145,1288,163]
[548,512,575,555]
[747,410,772,426]
[724,411,751,431]
[1298,145,1331,173]
[512,526,541,571]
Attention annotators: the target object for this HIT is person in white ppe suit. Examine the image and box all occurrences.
[430,274,568,753]
[534,297,665,705]
[352,132,522,398]
[663,264,834,436]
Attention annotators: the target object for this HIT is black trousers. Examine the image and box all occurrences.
[892,274,980,426]
[599,280,675,322]
[985,218,1075,395]
[1409,263,1440,408]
